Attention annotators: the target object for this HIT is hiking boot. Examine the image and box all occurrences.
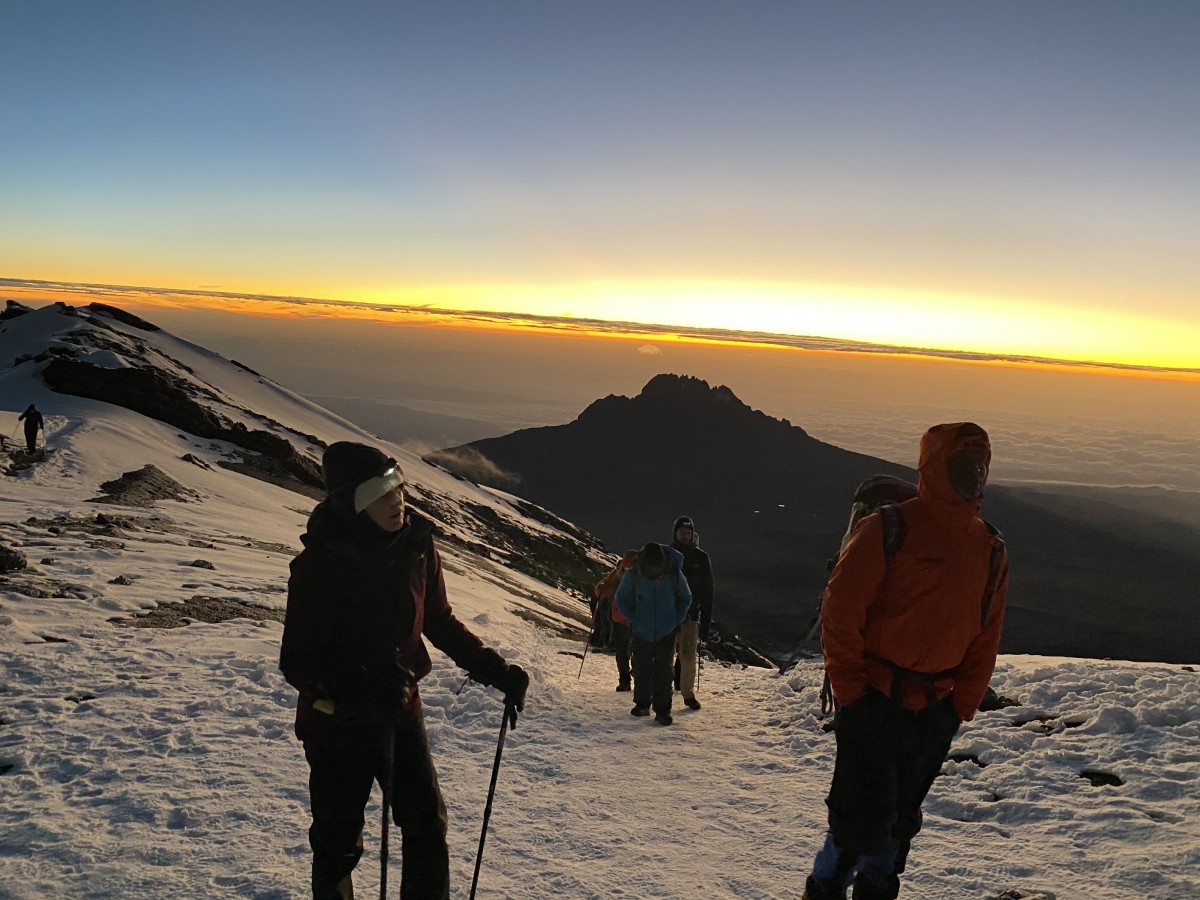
[800,875,846,900]
[630,705,650,717]
[654,711,673,726]
[616,681,631,692]
[683,693,701,710]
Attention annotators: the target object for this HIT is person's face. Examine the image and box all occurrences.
[643,561,664,580]
[675,525,694,545]
[365,484,406,532]
[947,448,988,501]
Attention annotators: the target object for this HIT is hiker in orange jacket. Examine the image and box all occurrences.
[593,550,638,691]
[803,423,1009,900]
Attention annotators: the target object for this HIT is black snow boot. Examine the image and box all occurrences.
[616,680,631,692]
[630,705,650,716]
[800,875,845,900]
[654,711,673,726]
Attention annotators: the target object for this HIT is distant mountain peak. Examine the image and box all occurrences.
[577,372,803,435]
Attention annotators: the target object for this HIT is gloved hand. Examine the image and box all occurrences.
[498,664,529,713]
[370,659,417,714]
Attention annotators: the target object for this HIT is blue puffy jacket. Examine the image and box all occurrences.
[614,546,693,641]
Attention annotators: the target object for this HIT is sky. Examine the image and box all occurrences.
[1,302,1198,898]
[3,1,1200,367]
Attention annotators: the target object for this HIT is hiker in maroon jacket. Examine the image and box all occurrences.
[280,441,529,900]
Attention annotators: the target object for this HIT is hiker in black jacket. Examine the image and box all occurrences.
[280,441,529,900]
[17,404,44,453]
[670,516,714,711]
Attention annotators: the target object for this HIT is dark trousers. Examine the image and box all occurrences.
[811,688,960,899]
[302,706,449,900]
[631,631,676,715]
[612,622,632,685]
[24,426,37,453]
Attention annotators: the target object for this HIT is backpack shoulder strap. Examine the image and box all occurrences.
[980,521,1006,628]
[878,504,907,566]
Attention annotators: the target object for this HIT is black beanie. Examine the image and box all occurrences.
[322,441,391,493]
[673,516,694,532]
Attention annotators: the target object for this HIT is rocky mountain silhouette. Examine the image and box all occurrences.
[429,373,1200,664]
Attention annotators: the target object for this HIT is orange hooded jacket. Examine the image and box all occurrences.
[594,550,639,626]
[821,423,1009,721]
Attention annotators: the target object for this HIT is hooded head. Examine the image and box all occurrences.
[917,423,991,508]
[639,542,667,579]
[321,441,406,515]
[620,548,639,570]
[672,515,695,546]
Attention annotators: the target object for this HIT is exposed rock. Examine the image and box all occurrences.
[182,453,213,470]
[0,544,28,573]
[91,464,201,508]
[109,595,284,628]
[189,559,216,569]
[86,303,160,331]
[109,575,134,585]
[1,299,33,320]
[41,357,323,489]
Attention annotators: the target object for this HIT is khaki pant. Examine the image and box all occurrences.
[674,619,699,695]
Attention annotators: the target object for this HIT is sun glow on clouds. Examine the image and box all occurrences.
[6,276,1198,373]
[355,280,1200,370]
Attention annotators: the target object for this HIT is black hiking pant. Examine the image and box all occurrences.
[814,688,960,898]
[302,705,449,900]
[612,622,632,686]
[631,631,676,715]
[24,425,37,453]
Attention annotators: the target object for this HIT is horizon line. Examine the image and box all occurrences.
[4,275,1199,381]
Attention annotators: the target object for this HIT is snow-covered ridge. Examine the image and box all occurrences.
[1,301,1197,898]
[0,300,611,598]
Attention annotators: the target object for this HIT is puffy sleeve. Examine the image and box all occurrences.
[952,546,1009,721]
[821,514,888,706]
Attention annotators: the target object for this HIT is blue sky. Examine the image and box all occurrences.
[3,1,1199,365]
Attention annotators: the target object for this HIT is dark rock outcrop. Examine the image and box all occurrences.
[0,543,28,573]
[92,464,200,508]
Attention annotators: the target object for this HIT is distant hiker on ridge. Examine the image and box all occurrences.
[17,403,44,453]
[615,542,692,725]
[280,441,529,900]
[593,549,638,691]
[670,515,713,711]
[801,423,1009,900]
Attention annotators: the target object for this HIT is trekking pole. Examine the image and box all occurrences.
[469,702,518,900]
[577,619,601,678]
[379,725,395,900]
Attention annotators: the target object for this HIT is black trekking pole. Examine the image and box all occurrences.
[379,725,395,900]
[577,625,596,678]
[469,701,518,900]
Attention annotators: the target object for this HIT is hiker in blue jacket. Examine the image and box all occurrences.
[615,542,692,725]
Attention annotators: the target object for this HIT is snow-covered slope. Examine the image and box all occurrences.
[1,302,1197,899]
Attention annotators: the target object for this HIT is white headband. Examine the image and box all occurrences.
[353,465,406,513]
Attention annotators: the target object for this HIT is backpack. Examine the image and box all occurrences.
[797,475,918,652]
[792,475,1006,714]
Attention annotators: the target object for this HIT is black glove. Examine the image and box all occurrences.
[369,659,417,714]
[498,664,529,713]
